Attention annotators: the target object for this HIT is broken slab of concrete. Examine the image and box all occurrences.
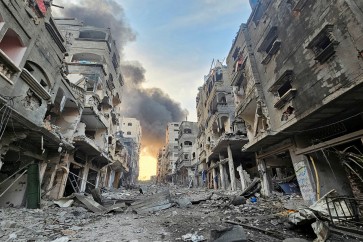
[54,198,74,208]
[74,194,107,213]
[211,226,247,242]
[90,188,103,205]
[129,190,172,214]
[188,192,213,204]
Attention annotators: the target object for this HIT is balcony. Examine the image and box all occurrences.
[178,159,191,169]
[69,82,85,102]
[0,50,21,85]
[208,81,230,102]
[230,69,245,86]
[215,102,229,113]
[21,69,51,100]
[235,86,256,115]
[274,89,297,109]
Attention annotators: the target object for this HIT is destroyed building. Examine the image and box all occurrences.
[119,117,141,187]
[234,0,363,205]
[195,61,255,191]
[194,0,363,210]
[175,121,198,186]
[0,1,138,208]
[160,122,181,183]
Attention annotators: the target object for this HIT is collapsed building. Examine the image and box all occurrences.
[0,0,140,208]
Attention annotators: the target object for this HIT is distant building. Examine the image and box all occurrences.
[175,121,198,186]
[120,117,142,186]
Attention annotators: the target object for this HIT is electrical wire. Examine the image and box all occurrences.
[268,111,363,135]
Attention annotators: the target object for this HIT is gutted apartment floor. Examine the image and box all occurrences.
[0,185,360,242]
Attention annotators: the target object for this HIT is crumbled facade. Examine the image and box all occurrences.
[0,1,138,208]
[119,117,141,186]
[194,0,363,210]
[195,61,255,191]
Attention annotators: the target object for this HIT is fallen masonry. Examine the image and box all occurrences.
[1,184,362,241]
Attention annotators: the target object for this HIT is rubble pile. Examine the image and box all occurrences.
[0,206,97,241]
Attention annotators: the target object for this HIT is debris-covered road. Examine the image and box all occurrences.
[0,184,361,241]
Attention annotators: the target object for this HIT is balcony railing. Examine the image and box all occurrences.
[0,50,21,85]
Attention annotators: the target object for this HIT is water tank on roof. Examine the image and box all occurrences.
[249,0,259,9]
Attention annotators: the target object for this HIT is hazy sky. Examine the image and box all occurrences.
[120,0,252,121]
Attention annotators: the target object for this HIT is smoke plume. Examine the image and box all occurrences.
[57,0,188,156]
[121,62,188,155]
[56,0,136,53]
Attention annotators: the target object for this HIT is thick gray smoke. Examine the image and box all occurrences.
[57,0,136,53]
[121,62,188,154]
[58,1,188,154]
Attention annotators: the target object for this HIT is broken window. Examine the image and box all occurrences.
[184,141,192,146]
[112,53,119,70]
[215,68,223,81]
[85,130,96,139]
[258,26,281,65]
[268,70,296,109]
[307,25,339,63]
[127,131,131,135]
[184,129,192,134]
[184,154,189,160]
[277,81,293,98]
[106,74,115,90]
[128,123,132,126]
[79,30,107,40]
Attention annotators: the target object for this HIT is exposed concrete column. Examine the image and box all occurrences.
[0,159,3,171]
[237,165,247,191]
[39,162,48,185]
[80,163,90,192]
[58,154,70,198]
[46,165,57,195]
[361,137,363,145]
[218,154,226,190]
[212,161,218,190]
[219,163,226,190]
[227,144,237,191]
[289,148,317,204]
[257,158,271,197]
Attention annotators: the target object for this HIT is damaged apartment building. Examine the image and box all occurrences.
[157,122,181,183]
[175,121,198,186]
[0,0,138,209]
[196,60,256,191]
[208,0,363,211]
[194,0,363,216]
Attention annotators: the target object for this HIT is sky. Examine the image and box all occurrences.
[120,0,252,121]
[56,0,252,180]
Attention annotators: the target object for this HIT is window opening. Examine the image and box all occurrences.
[0,28,27,66]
